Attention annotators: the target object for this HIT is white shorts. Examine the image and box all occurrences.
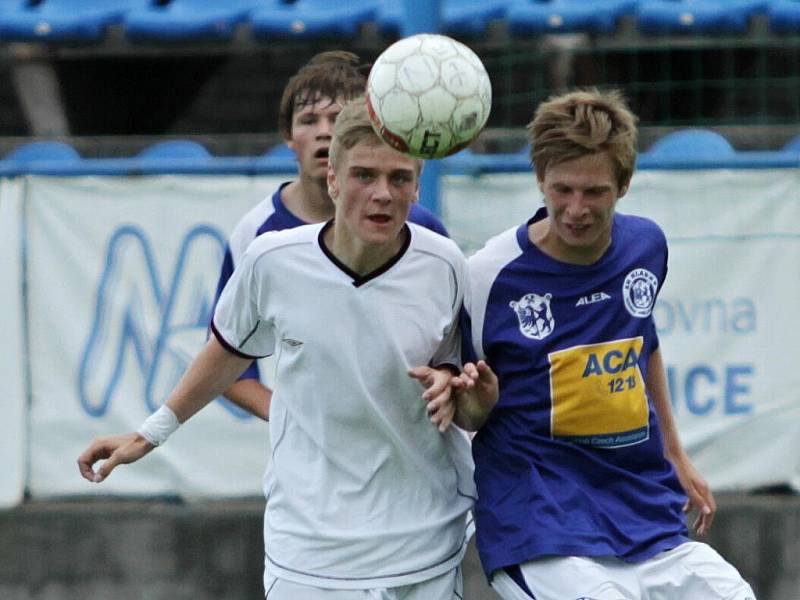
[264,565,462,600]
[490,541,756,600]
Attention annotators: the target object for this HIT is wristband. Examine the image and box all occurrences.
[137,405,180,447]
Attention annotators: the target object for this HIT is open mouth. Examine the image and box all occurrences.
[368,214,392,224]
[314,148,329,159]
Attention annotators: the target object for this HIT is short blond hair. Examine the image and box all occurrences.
[329,97,422,174]
[527,88,638,189]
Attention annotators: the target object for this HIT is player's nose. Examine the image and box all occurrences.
[372,176,393,202]
[316,118,335,138]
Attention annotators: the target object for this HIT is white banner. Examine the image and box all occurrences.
[25,175,284,498]
[11,168,800,500]
[444,169,800,492]
[0,178,26,508]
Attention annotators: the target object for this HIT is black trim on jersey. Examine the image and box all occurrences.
[318,220,412,287]
[211,321,267,360]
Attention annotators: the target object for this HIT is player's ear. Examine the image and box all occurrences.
[327,162,339,201]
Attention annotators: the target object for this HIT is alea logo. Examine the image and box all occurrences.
[77,224,249,419]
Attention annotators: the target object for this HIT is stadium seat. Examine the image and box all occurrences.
[769,0,800,33]
[636,0,768,34]
[783,135,800,152]
[0,0,150,43]
[376,0,511,37]
[262,143,296,159]
[137,140,212,158]
[248,0,377,38]
[123,0,265,41]
[3,140,81,162]
[644,129,736,158]
[506,0,638,36]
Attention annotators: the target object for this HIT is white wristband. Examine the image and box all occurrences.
[137,405,180,447]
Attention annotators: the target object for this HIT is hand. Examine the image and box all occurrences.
[77,432,155,483]
[450,360,498,431]
[671,450,716,536]
[408,366,457,432]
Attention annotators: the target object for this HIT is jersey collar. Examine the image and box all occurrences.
[318,220,412,287]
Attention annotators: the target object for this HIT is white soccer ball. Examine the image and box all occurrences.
[366,33,492,160]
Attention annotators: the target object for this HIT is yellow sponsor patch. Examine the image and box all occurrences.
[548,337,649,448]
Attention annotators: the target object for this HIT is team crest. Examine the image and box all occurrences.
[510,292,554,340]
[622,268,658,318]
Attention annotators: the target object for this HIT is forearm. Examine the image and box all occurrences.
[165,337,253,423]
[224,378,272,421]
[647,347,683,459]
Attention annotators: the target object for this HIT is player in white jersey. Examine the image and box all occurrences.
[77,97,495,599]
[456,89,756,600]
[214,51,448,421]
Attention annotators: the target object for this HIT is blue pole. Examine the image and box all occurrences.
[401,0,442,216]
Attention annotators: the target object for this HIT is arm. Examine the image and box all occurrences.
[450,360,499,431]
[647,347,715,535]
[223,378,271,421]
[77,336,253,483]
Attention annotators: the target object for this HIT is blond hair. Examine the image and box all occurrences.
[527,88,638,189]
[329,97,422,174]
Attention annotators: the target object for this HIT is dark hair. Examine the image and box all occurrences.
[278,51,368,140]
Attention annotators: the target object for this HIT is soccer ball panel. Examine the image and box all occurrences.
[397,53,439,94]
[419,88,457,123]
[440,57,479,97]
[368,62,397,98]
[378,90,420,133]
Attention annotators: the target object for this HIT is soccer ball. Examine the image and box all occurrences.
[366,33,492,160]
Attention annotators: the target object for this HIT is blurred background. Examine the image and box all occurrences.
[1,1,799,599]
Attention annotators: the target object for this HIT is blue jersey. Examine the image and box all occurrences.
[464,207,688,578]
[213,183,450,381]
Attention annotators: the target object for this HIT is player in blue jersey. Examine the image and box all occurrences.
[214,51,448,421]
[456,89,756,599]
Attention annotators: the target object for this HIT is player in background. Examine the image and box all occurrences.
[456,88,756,600]
[216,51,447,420]
[78,97,496,600]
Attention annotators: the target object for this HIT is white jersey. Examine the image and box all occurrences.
[212,221,475,590]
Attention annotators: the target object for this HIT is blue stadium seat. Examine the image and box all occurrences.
[137,140,212,158]
[506,0,637,36]
[123,0,264,41]
[783,135,800,152]
[3,140,81,162]
[0,0,150,42]
[376,0,510,37]
[248,0,377,38]
[769,0,800,33]
[645,129,735,158]
[262,143,296,159]
[636,0,768,34]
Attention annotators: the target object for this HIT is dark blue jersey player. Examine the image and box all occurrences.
[455,89,756,600]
